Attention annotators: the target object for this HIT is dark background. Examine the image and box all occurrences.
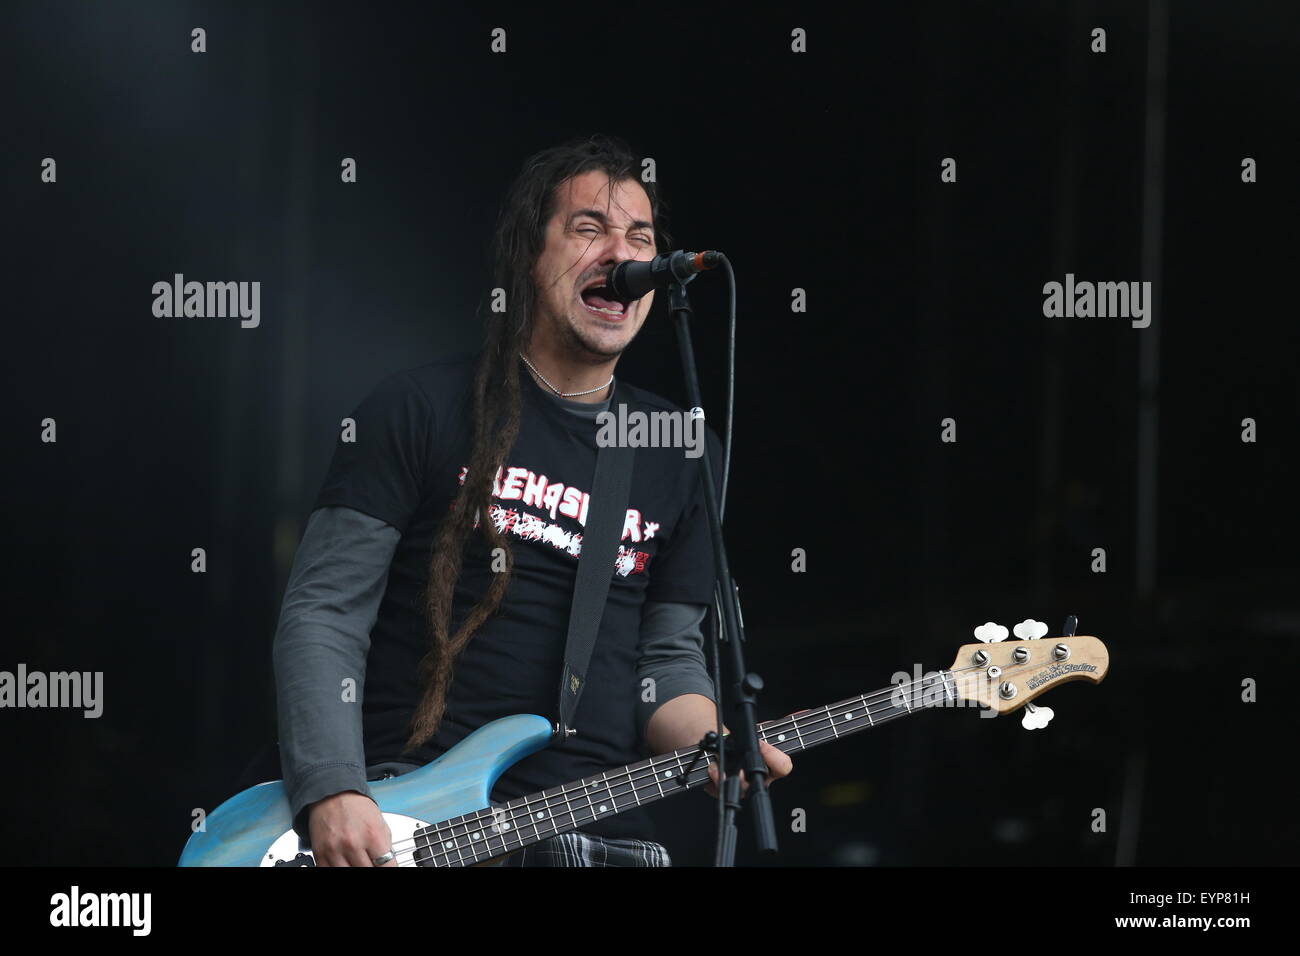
[3,0,1297,867]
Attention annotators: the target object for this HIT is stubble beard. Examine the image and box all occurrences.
[556,301,634,364]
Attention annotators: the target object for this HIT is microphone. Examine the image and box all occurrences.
[607,250,723,302]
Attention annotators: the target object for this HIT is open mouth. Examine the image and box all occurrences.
[578,278,633,319]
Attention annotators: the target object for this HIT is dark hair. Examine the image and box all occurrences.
[404,133,672,751]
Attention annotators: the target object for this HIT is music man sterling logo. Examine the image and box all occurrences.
[1027,661,1098,691]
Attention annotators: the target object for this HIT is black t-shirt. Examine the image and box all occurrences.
[314,353,720,839]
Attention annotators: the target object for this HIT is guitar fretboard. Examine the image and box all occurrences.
[409,670,959,865]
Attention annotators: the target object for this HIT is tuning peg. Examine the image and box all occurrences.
[974,622,1009,643]
[1013,619,1048,640]
[1017,615,1076,729]
[1021,702,1054,730]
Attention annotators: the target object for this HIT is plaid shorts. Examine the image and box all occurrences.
[496,831,671,867]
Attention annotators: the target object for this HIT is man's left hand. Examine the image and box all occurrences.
[705,738,793,797]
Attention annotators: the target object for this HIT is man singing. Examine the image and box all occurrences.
[272,133,791,867]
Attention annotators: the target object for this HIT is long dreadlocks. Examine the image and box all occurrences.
[404,134,672,751]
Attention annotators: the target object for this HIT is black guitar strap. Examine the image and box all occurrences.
[556,380,636,739]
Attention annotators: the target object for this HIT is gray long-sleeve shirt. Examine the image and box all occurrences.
[273,390,716,837]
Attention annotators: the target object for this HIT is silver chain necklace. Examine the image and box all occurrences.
[519,352,613,398]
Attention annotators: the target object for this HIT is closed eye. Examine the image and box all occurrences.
[575,224,654,246]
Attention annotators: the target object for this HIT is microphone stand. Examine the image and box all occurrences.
[666,277,778,865]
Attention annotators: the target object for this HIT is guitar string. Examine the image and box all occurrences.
[406,684,939,867]
[381,657,1037,866]
[383,692,907,867]
[390,656,1042,866]
[398,654,1055,867]
[399,689,989,865]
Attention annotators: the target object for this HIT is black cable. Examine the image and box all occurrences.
[718,255,735,520]
[711,254,736,852]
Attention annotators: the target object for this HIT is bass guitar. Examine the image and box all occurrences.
[178,625,1108,866]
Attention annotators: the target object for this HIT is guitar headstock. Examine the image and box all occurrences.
[946,624,1108,718]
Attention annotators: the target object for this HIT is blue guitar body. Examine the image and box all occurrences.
[178,714,554,867]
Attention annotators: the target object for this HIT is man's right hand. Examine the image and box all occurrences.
[307,791,397,867]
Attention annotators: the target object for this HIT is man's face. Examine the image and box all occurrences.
[530,170,657,362]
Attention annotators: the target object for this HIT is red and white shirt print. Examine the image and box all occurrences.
[458,463,658,576]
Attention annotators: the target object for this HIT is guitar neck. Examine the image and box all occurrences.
[410,670,956,865]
